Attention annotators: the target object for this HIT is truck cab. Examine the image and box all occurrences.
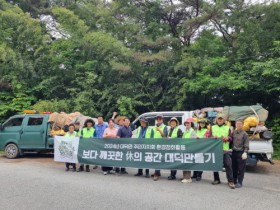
[0,114,54,158]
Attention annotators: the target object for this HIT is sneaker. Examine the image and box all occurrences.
[228,182,235,189]
[212,180,221,185]
[153,175,159,181]
[107,171,113,174]
[65,168,69,172]
[168,176,176,180]
[121,171,128,174]
[134,173,143,176]
[86,168,90,172]
[181,179,192,184]
[103,172,108,175]
[196,177,202,181]
[235,183,242,188]
[145,174,150,178]
[92,165,98,170]
[116,172,121,176]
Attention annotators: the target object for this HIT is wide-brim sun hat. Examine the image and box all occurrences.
[84,119,95,127]
[168,117,179,126]
[198,119,208,123]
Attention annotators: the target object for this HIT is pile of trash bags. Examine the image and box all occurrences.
[48,112,97,128]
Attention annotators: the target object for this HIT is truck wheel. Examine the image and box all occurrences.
[5,143,19,159]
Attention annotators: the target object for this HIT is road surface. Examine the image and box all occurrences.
[0,154,279,210]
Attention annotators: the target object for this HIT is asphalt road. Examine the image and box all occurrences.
[0,154,279,210]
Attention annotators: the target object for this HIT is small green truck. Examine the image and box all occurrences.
[0,114,54,158]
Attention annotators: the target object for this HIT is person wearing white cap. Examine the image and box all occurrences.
[167,117,183,180]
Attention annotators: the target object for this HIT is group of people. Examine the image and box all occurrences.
[61,116,132,175]
[59,113,249,189]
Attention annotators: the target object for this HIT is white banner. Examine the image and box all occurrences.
[54,136,79,163]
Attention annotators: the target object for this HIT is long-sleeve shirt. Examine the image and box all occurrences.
[232,129,249,153]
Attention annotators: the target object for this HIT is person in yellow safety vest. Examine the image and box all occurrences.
[65,124,78,172]
[151,114,168,181]
[77,119,96,172]
[167,117,183,180]
[192,119,210,181]
[181,118,196,184]
[210,113,235,189]
[134,118,154,178]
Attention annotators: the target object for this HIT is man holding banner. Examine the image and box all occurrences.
[134,118,154,178]
[115,118,132,175]
[151,114,168,181]
[210,114,235,189]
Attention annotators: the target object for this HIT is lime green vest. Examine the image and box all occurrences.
[168,127,179,138]
[196,128,208,138]
[136,126,152,138]
[183,128,194,139]
[80,127,95,138]
[65,131,77,137]
[153,124,166,138]
[212,124,230,151]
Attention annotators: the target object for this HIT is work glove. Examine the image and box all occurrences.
[242,152,247,160]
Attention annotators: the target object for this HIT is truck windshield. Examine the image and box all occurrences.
[4,117,24,127]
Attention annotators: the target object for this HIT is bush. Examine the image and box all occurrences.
[32,99,73,113]
[269,116,280,159]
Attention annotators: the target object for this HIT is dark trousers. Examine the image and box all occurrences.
[115,167,126,172]
[154,170,161,176]
[138,169,149,175]
[170,170,177,177]
[213,152,233,182]
[102,166,113,172]
[79,164,89,169]
[232,151,246,184]
[193,171,203,178]
[66,163,76,169]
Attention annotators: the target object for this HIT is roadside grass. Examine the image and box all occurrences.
[0,150,4,155]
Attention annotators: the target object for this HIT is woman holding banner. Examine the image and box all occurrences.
[102,119,118,175]
[65,124,78,172]
[77,119,96,172]
[167,117,183,180]
[191,119,210,181]
[181,118,196,183]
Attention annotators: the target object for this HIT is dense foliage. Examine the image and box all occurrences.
[0,0,279,120]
